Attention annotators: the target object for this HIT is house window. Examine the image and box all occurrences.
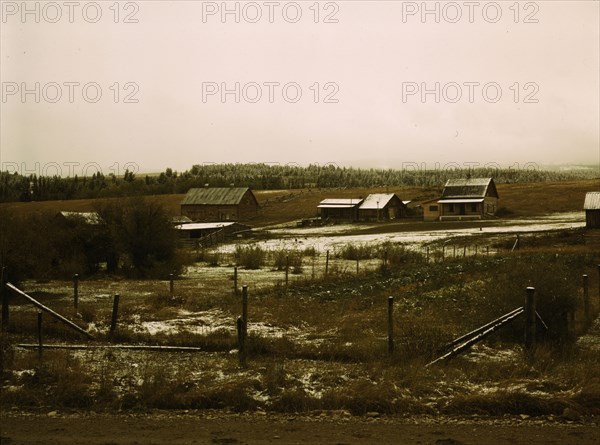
[429,205,438,212]
[448,204,454,212]
[471,203,478,212]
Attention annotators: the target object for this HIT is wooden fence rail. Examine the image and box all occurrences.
[5,283,94,339]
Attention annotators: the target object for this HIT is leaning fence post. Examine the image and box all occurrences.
[387,296,394,355]
[0,267,8,331]
[525,287,536,354]
[325,250,329,277]
[110,293,120,337]
[73,273,79,313]
[37,311,43,355]
[583,274,590,322]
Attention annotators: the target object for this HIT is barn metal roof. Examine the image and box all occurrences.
[359,194,398,210]
[175,222,236,231]
[181,187,251,205]
[441,178,497,199]
[318,198,363,208]
[438,198,484,204]
[584,192,600,210]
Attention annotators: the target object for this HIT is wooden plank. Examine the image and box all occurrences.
[444,307,523,350]
[17,343,210,352]
[5,283,94,339]
[427,308,524,367]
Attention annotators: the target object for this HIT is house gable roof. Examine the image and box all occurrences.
[181,187,254,206]
[584,192,600,210]
[359,194,402,210]
[441,178,498,199]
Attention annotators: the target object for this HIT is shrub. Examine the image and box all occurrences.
[235,245,265,269]
[271,249,303,274]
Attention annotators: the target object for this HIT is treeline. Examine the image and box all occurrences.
[1,163,597,203]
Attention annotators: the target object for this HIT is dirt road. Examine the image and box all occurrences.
[1,411,598,445]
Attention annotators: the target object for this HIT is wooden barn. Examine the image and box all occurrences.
[437,178,499,221]
[318,198,363,221]
[584,192,600,228]
[180,187,259,222]
[358,193,406,221]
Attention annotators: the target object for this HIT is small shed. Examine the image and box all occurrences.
[421,198,441,222]
[318,198,363,221]
[181,187,259,222]
[584,192,600,228]
[358,193,406,220]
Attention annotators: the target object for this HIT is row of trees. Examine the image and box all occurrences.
[0,198,181,281]
[1,163,597,203]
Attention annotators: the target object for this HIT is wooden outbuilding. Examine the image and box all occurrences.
[318,198,363,221]
[180,187,259,222]
[584,192,600,228]
[421,198,441,222]
[175,221,251,247]
[358,193,406,221]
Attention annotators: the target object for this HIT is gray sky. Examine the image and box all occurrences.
[1,0,599,176]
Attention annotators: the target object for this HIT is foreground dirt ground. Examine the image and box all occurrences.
[1,411,599,445]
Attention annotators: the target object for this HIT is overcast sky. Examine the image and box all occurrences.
[1,0,599,176]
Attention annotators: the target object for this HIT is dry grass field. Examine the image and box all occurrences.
[2,178,598,227]
[1,177,600,437]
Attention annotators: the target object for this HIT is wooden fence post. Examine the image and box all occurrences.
[242,285,248,340]
[525,287,536,354]
[426,247,429,263]
[442,246,445,262]
[356,258,359,275]
[73,273,79,313]
[486,246,490,257]
[325,250,329,277]
[110,294,120,337]
[387,296,394,355]
[285,256,289,286]
[453,245,456,258]
[37,311,43,355]
[1,267,7,331]
[233,266,238,295]
[169,273,174,299]
[583,274,590,322]
[237,316,246,367]
[597,264,600,314]
[383,250,388,270]
[463,246,466,258]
